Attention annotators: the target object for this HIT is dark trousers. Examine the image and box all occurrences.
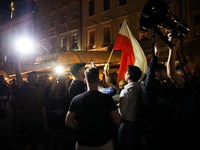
[118,120,142,150]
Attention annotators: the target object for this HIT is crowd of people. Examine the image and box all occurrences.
[0,35,200,150]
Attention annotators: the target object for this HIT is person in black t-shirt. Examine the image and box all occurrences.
[65,67,121,150]
[67,63,87,149]
[68,63,87,101]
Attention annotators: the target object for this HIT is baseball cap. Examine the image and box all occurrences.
[70,63,86,76]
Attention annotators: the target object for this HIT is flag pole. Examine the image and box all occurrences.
[107,49,114,64]
[104,49,114,83]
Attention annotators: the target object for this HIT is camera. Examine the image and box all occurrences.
[161,11,190,39]
[140,0,190,46]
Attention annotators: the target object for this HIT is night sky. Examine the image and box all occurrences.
[0,0,35,22]
[0,0,12,20]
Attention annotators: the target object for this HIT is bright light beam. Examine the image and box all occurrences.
[15,37,34,54]
[55,66,64,74]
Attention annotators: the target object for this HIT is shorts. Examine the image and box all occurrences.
[20,122,46,146]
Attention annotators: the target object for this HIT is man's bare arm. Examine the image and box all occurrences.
[167,34,185,89]
[103,64,115,87]
[15,57,23,89]
[110,109,121,126]
[65,111,78,130]
[47,77,56,99]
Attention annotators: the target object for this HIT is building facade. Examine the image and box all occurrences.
[0,0,200,80]
[34,0,82,54]
[81,0,146,51]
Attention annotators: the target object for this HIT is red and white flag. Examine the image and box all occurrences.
[113,19,147,86]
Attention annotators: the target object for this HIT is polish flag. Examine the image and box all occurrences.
[113,19,147,86]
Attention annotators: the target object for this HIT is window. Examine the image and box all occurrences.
[139,20,149,41]
[103,27,110,46]
[89,0,94,16]
[119,0,127,6]
[50,40,55,53]
[139,29,149,41]
[89,31,95,49]
[103,0,110,11]
[50,16,55,28]
[195,15,200,37]
[72,34,78,49]
[38,40,47,55]
[160,26,168,37]
[62,37,67,51]
[61,11,67,23]
[72,7,78,20]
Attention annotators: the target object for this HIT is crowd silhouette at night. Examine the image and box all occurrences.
[0,35,200,150]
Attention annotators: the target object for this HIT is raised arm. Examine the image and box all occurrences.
[15,57,23,89]
[167,33,185,89]
[143,43,160,87]
[47,77,57,99]
[103,64,115,87]
[64,77,69,97]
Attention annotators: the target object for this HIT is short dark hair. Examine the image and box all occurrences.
[127,65,142,82]
[84,67,99,84]
[156,63,166,72]
[176,59,189,71]
[28,71,38,80]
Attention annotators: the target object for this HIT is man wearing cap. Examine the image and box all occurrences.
[69,63,87,101]
[140,43,179,149]
[67,63,87,149]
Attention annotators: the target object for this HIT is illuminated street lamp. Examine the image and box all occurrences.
[14,37,34,55]
[55,66,64,75]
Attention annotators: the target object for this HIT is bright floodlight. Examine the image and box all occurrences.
[55,66,64,74]
[15,37,34,54]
